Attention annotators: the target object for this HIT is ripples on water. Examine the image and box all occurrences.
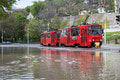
[0,47,120,80]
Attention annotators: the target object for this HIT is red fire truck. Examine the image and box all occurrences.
[40,24,103,47]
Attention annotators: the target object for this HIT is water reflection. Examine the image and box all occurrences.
[0,47,31,80]
[37,49,104,80]
[0,47,120,80]
[0,46,3,80]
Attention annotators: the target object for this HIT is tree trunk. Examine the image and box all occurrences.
[115,39,118,44]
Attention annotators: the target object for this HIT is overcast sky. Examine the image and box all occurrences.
[13,0,44,9]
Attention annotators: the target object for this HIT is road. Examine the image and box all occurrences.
[0,43,120,80]
[0,44,120,53]
[106,28,120,32]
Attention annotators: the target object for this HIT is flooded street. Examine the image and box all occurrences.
[0,47,120,80]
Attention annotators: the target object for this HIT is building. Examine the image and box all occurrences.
[97,7,106,13]
[27,12,34,20]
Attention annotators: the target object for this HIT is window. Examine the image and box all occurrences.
[88,26,102,35]
[55,32,59,38]
[47,33,50,38]
[41,34,44,39]
[64,30,67,37]
[60,30,64,37]
[60,30,67,37]
[71,28,80,36]
[76,28,80,36]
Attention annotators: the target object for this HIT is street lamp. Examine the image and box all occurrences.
[27,12,34,44]
[27,26,29,44]
[27,12,33,57]
[1,30,5,43]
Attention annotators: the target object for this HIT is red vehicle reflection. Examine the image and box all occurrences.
[39,49,103,73]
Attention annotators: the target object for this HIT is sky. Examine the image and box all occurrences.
[13,0,45,9]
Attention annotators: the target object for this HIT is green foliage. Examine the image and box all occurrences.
[0,0,15,9]
[53,0,63,4]
[0,14,15,42]
[26,6,31,13]
[26,18,48,42]
[49,15,69,30]
[49,15,61,29]
[75,15,86,26]
[15,12,28,42]
[107,32,120,44]
[0,10,28,42]
[107,32,120,39]
[106,0,115,11]
[97,19,109,29]
[111,0,115,11]
[74,0,82,4]
[0,7,7,19]
[30,1,46,16]
[60,20,69,30]
[27,19,39,41]
[0,0,15,19]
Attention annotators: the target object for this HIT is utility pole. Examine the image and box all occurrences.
[1,30,5,44]
[104,13,107,44]
[2,30,3,43]
[70,15,73,26]
[27,26,29,44]
[27,12,34,45]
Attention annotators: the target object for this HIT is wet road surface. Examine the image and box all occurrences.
[0,47,120,80]
[0,44,120,53]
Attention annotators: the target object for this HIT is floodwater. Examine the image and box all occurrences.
[0,47,120,80]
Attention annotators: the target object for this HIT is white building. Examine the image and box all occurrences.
[97,7,106,13]
[27,12,34,20]
[83,0,89,4]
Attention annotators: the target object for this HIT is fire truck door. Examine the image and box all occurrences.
[81,29,87,45]
[44,35,46,45]
[51,34,54,44]
[67,32,70,45]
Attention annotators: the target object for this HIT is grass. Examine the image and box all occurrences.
[106,31,120,44]
[107,31,120,39]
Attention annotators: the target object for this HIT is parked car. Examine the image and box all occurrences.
[2,41,12,44]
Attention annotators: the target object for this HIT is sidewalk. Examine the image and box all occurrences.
[0,44,120,52]
[102,44,120,50]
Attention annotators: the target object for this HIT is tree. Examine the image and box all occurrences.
[0,14,15,42]
[112,34,120,44]
[49,15,69,30]
[0,0,16,19]
[106,0,115,11]
[30,1,46,16]
[26,6,31,13]
[15,12,28,42]
[0,9,30,43]
[60,19,69,30]
[26,18,48,42]
[49,15,61,29]
[75,15,86,26]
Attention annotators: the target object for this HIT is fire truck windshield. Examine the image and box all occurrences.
[88,26,102,35]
